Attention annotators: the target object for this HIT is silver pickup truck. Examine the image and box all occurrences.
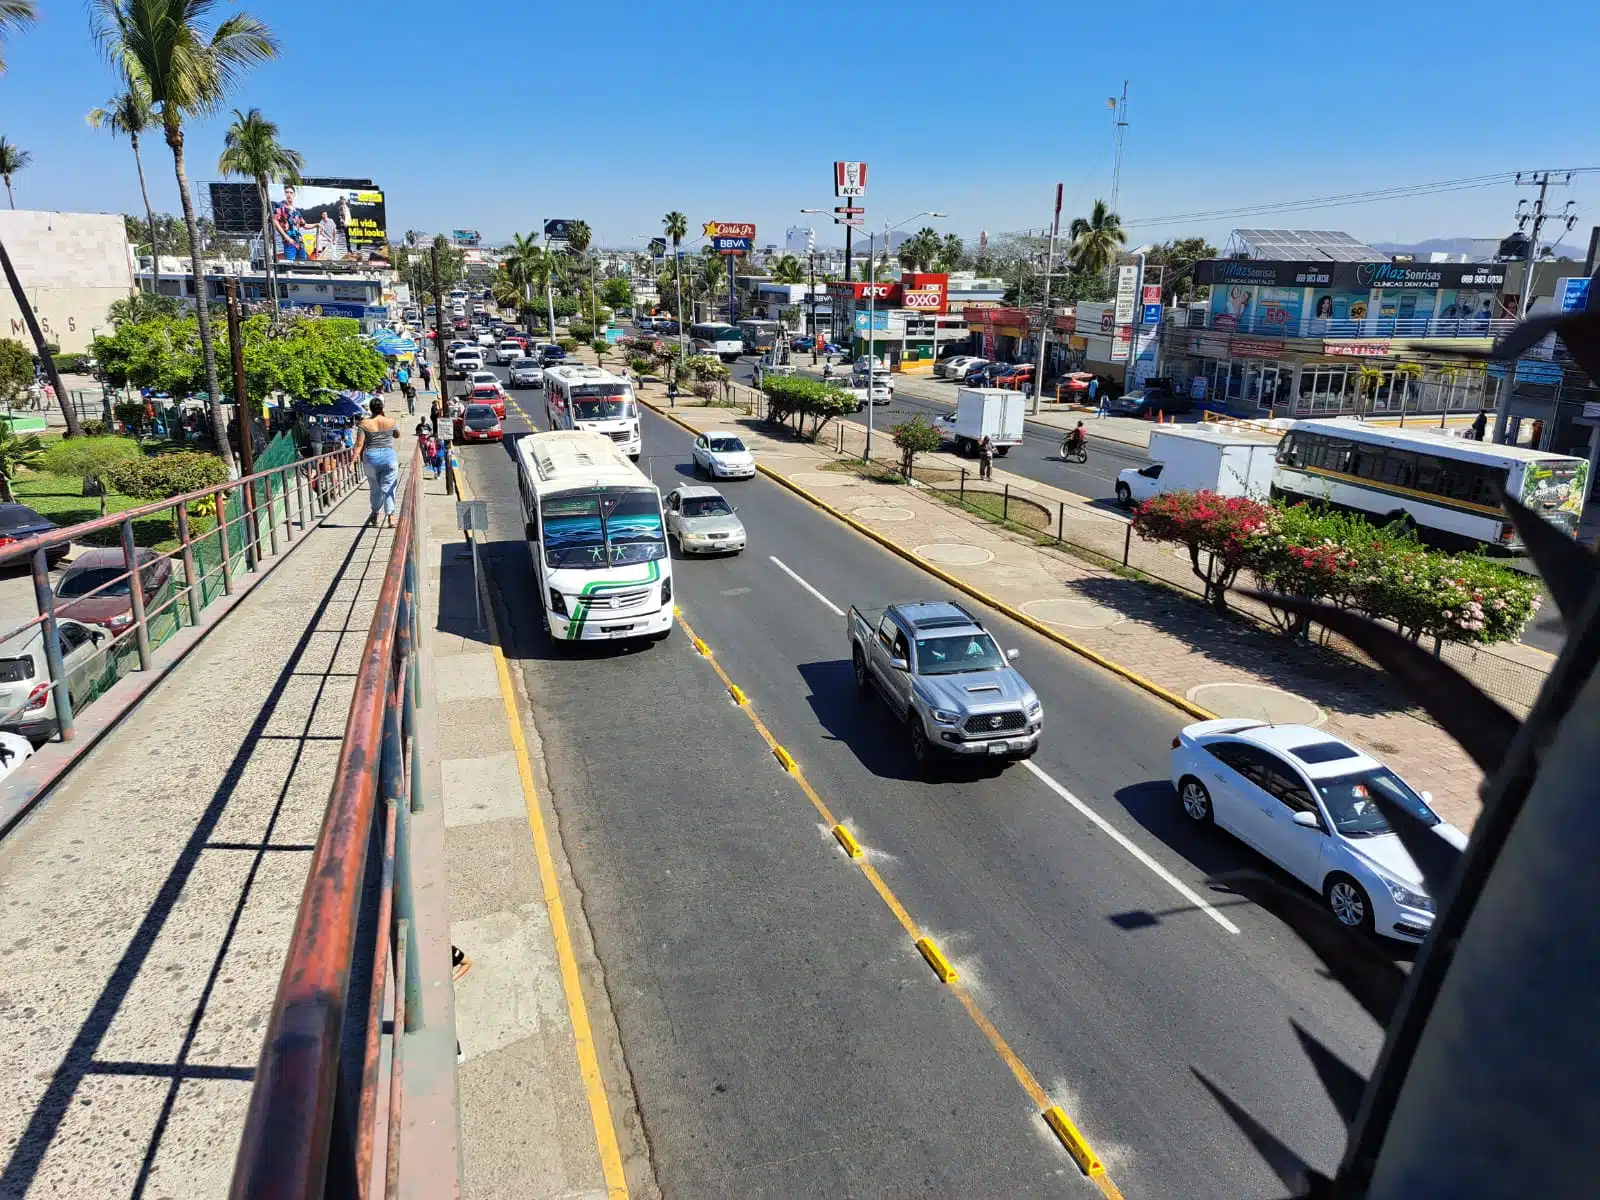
[847,600,1042,773]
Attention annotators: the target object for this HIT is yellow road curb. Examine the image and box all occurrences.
[772,744,798,773]
[915,936,959,983]
[643,396,1213,722]
[1044,1106,1107,1179]
[728,683,748,706]
[832,823,864,858]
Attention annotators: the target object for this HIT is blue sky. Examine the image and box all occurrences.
[6,1,1600,255]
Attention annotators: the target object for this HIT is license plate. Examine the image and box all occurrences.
[987,741,1010,755]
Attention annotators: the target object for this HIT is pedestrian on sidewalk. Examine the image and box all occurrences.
[353,397,400,529]
[1470,411,1488,441]
[1097,392,1110,418]
[667,378,678,407]
[429,399,441,439]
[421,361,433,391]
[978,434,994,480]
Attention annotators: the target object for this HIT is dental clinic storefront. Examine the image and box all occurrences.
[1169,259,1509,416]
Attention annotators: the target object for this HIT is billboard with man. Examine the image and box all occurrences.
[269,182,389,264]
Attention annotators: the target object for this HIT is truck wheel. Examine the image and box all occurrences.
[852,647,870,695]
[1116,482,1133,506]
[995,446,1009,457]
[956,437,971,457]
[909,721,934,775]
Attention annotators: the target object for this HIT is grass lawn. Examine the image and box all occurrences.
[11,468,212,552]
[818,458,1053,532]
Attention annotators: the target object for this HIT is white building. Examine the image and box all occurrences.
[135,255,396,329]
[0,210,136,352]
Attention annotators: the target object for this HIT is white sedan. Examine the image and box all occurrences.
[692,431,756,480]
[1170,719,1465,941]
[467,371,505,396]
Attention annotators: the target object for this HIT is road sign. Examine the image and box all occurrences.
[712,235,752,255]
[834,206,865,214]
[1141,284,1162,305]
[1142,303,1163,326]
[834,161,868,197]
[834,217,864,226]
[1114,265,1138,324]
[1558,277,1591,312]
[704,221,756,240]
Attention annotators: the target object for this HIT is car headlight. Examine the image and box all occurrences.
[1383,878,1434,912]
[930,708,960,726]
[1025,699,1042,717]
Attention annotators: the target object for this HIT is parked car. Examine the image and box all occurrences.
[994,363,1035,392]
[0,617,108,742]
[959,360,997,385]
[453,403,504,443]
[934,355,980,380]
[1111,379,1191,417]
[52,546,172,636]
[507,357,544,388]
[691,431,756,480]
[663,484,746,555]
[1170,720,1465,941]
[0,504,70,568]
[462,385,506,418]
[790,334,815,351]
[847,599,1041,773]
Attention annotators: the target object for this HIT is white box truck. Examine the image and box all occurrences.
[937,388,1027,457]
[1115,425,1278,507]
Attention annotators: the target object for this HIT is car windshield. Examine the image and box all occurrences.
[540,487,665,569]
[681,496,733,518]
[1315,766,1439,837]
[512,358,537,368]
[464,406,497,424]
[57,566,130,598]
[915,632,1006,675]
[708,437,746,454]
[573,398,634,421]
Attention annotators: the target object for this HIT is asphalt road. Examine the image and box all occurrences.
[462,353,1394,1197]
[726,356,1150,505]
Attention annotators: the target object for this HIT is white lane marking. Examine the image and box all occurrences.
[769,556,846,617]
[1021,760,1241,935]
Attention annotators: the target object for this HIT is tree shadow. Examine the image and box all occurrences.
[1064,575,1411,721]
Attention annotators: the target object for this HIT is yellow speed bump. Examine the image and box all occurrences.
[1043,1106,1106,1178]
[915,936,958,983]
[728,683,748,706]
[692,636,710,656]
[772,745,797,773]
[832,824,863,858]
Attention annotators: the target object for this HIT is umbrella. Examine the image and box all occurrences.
[292,393,366,418]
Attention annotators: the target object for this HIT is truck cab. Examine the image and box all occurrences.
[847,600,1042,774]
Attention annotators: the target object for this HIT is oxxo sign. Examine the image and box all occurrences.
[904,290,943,310]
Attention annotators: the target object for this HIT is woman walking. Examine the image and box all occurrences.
[353,398,400,528]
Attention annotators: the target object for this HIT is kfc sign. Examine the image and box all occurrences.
[860,283,893,299]
[834,161,869,197]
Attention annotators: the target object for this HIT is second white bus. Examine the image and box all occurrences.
[515,431,673,643]
[690,322,743,362]
[1272,418,1588,551]
[543,365,642,460]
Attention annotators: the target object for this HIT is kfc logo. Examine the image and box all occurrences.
[834,161,869,198]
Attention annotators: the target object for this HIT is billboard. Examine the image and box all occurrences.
[704,222,755,256]
[834,161,868,197]
[269,183,388,264]
[452,229,480,247]
[544,218,577,244]
[207,182,262,237]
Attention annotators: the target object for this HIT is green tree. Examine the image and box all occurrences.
[591,338,611,368]
[0,0,39,75]
[92,0,281,475]
[760,373,853,440]
[600,275,634,311]
[565,220,592,254]
[1067,199,1127,276]
[898,227,940,271]
[0,424,43,502]
[770,255,805,284]
[662,210,688,336]
[1144,236,1217,304]
[217,106,303,314]
[39,435,141,514]
[890,415,942,481]
[108,291,181,323]
[0,336,31,401]
[935,233,966,273]
[89,82,163,295]
[0,135,28,207]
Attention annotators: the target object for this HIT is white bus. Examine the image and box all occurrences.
[515,431,674,643]
[690,322,743,362]
[543,365,641,460]
[738,318,782,355]
[1272,418,1589,551]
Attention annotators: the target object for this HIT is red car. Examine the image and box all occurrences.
[466,384,506,417]
[453,403,503,443]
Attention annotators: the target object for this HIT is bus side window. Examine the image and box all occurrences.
[1413,455,1441,492]
[1323,440,1352,473]
[1381,451,1416,488]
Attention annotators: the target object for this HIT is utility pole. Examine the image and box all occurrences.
[1030,184,1063,416]
[865,232,877,463]
[844,224,854,288]
[223,278,261,561]
[544,226,558,344]
[431,241,448,398]
[1109,82,1129,220]
[808,246,819,365]
[1492,170,1577,443]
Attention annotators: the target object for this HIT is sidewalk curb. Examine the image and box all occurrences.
[645,399,1216,724]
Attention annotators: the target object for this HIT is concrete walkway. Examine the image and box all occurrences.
[0,485,393,1198]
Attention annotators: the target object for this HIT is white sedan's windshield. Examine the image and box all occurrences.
[708,437,746,454]
[1316,768,1439,838]
[682,497,733,518]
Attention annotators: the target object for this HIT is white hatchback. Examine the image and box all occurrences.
[1170,719,1465,941]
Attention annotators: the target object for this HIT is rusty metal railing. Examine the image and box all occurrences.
[230,458,425,1199]
[0,446,361,744]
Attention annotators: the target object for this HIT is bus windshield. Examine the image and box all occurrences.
[572,397,636,421]
[540,488,665,570]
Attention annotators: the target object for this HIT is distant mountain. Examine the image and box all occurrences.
[1371,236,1584,262]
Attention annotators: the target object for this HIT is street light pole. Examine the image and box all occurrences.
[866,232,877,463]
[1031,183,1063,415]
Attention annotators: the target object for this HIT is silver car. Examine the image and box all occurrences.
[507,357,544,389]
[664,485,746,555]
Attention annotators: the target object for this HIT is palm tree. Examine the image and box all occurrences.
[565,219,592,255]
[770,255,805,284]
[1067,199,1127,277]
[901,227,940,271]
[92,0,279,475]
[0,0,38,74]
[935,232,965,273]
[662,210,688,348]
[88,81,162,294]
[217,107,302,317]
[0,137,28,208]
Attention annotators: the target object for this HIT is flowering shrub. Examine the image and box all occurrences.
[1352,548,1539,645]
[1132,490,1270,609]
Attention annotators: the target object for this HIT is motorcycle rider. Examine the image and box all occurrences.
[1064,421,1087,458]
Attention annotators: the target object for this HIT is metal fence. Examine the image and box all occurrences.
[0,439,360,744]
[231,459,424,1198]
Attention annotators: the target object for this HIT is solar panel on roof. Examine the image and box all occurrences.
[1232,228,1381,262]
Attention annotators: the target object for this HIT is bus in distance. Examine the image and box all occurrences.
[515,431,673,643]
[544,365,641,460]
[690,322,743,362]
[1272,418,1588,551]
[738,319,781,355]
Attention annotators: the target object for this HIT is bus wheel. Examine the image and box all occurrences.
[1384,509,1417,535]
